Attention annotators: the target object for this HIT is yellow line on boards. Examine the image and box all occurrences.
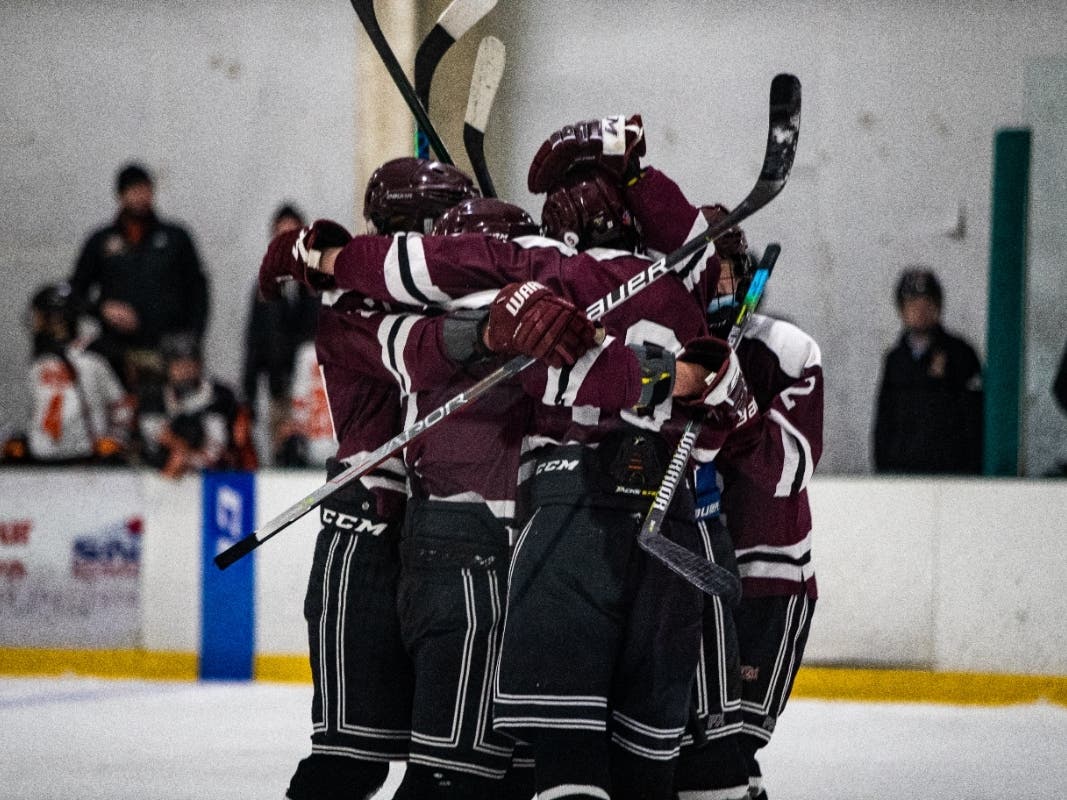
[2,650,1064,706]
[0,648,197,681]
[793,667,1067,706]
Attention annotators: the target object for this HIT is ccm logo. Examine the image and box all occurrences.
[321,509,388,536]
[535,458,580,475]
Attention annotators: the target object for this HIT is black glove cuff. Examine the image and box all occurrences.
[631,344,676,410]
[443,309,492,365]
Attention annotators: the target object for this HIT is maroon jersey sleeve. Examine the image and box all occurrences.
[623,166,719,308]
[315,300,465,395]
[331,232,576,307]
[625,166,702,254]
[716,315,824,496]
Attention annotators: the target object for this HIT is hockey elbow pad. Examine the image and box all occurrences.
[630,343,676,413]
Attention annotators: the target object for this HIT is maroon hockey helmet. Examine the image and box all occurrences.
[431,197,540,241]
[540,168,641,252]
[364,157,479,235]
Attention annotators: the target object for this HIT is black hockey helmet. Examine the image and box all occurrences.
[364,157,479,235]
[29,282,80,337]
[540,167,641,252]
[431,197,540,241]
[160,332,202,364]
[702,204,754,332]
[895,267,943,310]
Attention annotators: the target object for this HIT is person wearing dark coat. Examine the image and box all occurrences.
[874,268,984,474]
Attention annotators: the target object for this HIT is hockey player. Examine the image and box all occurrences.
[279,157,479,800]
[3,282,130,465]
[270,193,620,798]
[699,235,821,800]
[257,160,758,799]
[527,115,823,800]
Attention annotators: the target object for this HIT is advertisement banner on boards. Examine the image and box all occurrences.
[0,469,144,648]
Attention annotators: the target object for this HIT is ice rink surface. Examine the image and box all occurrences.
[1,677,1065,799]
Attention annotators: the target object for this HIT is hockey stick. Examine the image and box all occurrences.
[636,243,781,600]
[351,0,452,163]
[463,36,505,197]
[215,73,800,570]
[414,0,499,159]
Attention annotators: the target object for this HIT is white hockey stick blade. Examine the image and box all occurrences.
[438,0,498,41]
[465,36,505,134]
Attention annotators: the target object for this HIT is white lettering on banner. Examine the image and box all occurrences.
[535,459,580,475]
[321,509,388,536]
[0,560,27,579]
[216,487,243,540]
[0,520,31,546]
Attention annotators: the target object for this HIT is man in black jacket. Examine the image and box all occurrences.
[874,268,984,474]
[69,163,209,391]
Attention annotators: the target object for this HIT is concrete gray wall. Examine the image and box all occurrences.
[3,0,1067,474]
[0,0,358,435]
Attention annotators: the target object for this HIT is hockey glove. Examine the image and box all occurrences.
[483,281,598,369]
[258,219,352,300]
[674,337,758,435]
[527,115,646,193]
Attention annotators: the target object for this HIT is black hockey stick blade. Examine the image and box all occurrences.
[215,74,800,570]
[351,0,453,164]
[636,244,783,598]
[463,36,505,197]
[414,0,498,159]
[717,73,800,232]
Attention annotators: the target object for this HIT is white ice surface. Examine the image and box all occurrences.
[1,677,1065,799]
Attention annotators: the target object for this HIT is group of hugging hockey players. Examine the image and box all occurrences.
[257,113,823,800]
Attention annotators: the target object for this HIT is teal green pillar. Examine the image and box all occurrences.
[984,128,1031,476]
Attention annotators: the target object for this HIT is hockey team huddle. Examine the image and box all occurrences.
[260,115,823,800]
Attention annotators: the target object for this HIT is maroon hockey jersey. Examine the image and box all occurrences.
[326,233,720,454]
[627,165,824,598]
[715,315,822,598]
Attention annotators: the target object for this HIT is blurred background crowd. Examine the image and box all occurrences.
[1,163,333,477]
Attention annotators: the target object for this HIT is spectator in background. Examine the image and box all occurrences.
[874,267,984,474]
[242,204,322,465]
[138,334,253,478]
[2,283,132,465]
[69,163,209,393]
[272,336,336,468]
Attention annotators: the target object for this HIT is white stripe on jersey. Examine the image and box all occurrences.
[383,233,452,306]
[743,314,822,378]
[735,530,812,563]
[769,408,814,496]
[539,785,610,800]
[738,560,816,584]
[426,491,515,521]
[376,313,420,395]
[541,335,615,407]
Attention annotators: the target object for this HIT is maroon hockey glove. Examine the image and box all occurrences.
[675,337,758,433]
[527,114,646,193]
[257,219,352,300]
[483,281,598,368]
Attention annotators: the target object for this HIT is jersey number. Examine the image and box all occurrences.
[779,376,816,410]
